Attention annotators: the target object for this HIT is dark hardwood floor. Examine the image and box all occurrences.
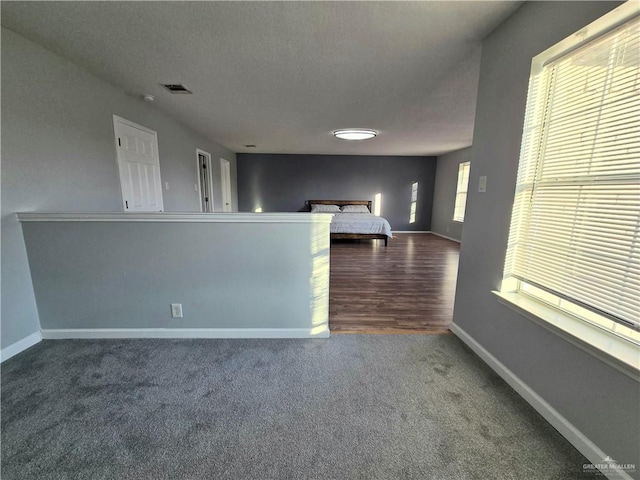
[329,233,460,334]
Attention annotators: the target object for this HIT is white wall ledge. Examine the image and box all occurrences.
[17,212,334,224]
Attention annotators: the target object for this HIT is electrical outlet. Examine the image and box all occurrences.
[171,303,183,318]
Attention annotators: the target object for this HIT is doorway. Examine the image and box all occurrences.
[196,149,213,212]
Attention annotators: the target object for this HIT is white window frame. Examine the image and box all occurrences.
[453,161,470,222]
[495,2,639,377]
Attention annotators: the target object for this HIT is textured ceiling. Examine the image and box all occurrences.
[1,1,521,156]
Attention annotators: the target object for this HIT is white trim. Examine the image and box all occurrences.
[430,231,461,243]
[450,323,634,480]
[17,212,334,224]
[112,115,157,135]
[41,327,330,339]
[1,331,42,362]
[533,1,637,72]
[393,231,462,243]
[196,151,203,212]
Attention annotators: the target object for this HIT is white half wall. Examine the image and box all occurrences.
[19,213,332,336]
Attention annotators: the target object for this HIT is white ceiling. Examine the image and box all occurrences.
[1,1,521,156]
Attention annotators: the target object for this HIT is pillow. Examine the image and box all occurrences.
[341,204,370,213]
[311,204,341,213]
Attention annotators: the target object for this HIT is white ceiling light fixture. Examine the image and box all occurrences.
[333,129,378,141]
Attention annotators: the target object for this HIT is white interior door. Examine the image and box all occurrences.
[113,115,164,212]
[220,158,232,212]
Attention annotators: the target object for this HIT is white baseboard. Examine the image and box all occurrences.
[41,327,330,340]
[430,231,461,243]
[393,230,432,234]
[450,323,632,480]
[1,331,42,362]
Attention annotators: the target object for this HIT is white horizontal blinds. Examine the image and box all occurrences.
[504,68,552,276]
[506,16,640,330]
[453,162,470,221]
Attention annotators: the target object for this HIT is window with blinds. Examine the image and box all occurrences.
[502,13,639,344]
[453,162,470,222]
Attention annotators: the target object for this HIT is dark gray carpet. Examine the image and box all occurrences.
[2,335,591,479]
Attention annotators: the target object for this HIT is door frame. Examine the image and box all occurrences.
[195,149,214,212]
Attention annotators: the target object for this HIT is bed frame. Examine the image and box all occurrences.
[307,200,388,246]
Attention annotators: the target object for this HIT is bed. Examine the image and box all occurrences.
[307,200,393,246]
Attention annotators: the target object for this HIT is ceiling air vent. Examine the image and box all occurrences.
[162,84,192,94]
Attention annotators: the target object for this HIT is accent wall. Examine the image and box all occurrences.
[237,154,437,232]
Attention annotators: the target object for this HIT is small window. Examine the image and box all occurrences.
[453,162,470,222]
[502,9,639,346]
[409,182,419,223]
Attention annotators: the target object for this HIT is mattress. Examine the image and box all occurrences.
[330,213,393,237]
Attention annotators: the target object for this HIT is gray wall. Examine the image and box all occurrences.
[21,219,329,334]
[431,147,471,242]
[237,154,437,231]
[454,0,638,471]
[1,28,238,349]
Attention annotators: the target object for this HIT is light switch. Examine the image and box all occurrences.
[165,182,170,190]
[478,176,487,193]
